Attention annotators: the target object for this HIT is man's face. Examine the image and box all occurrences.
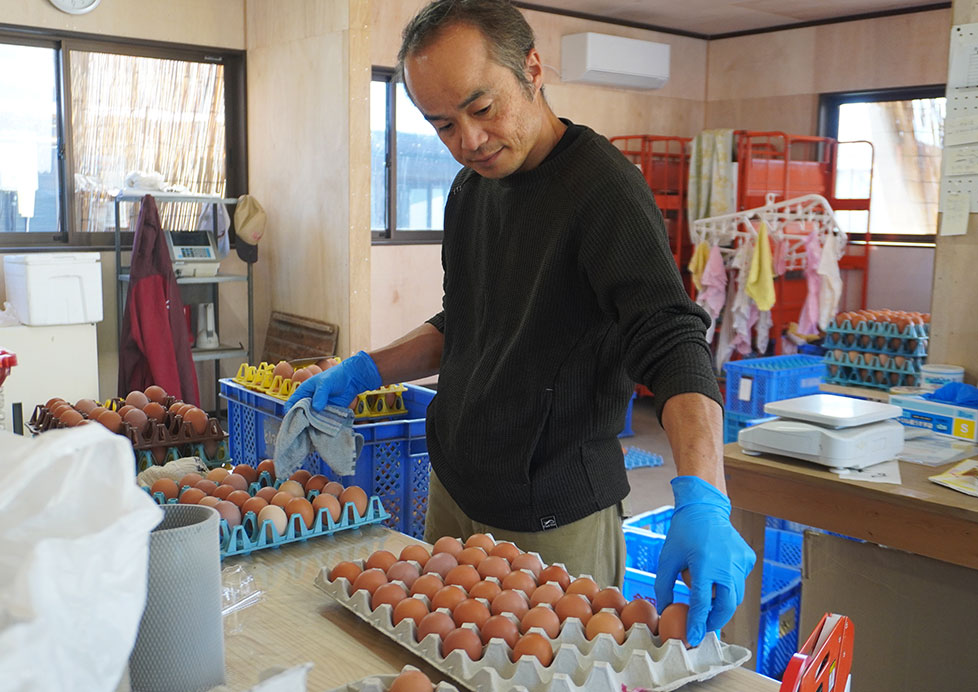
[404,23,546,179]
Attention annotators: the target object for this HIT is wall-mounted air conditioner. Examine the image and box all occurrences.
[561,32,670,90]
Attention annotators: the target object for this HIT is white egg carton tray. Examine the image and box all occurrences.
[326,665,460,692]
[315,567,751,692]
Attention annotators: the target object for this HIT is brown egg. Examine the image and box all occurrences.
[539,565,571,591]
[255,486,278,503]
[179,473,203,488]
[179,487,206,505]
[312,493,341,523]
[168,402,185,415]
[305,365,322,376]
[125,391,149,409]
[586,611,625,644]
[285,497,315,530]
[256,459,277,482]
[591,587,627,614]
[272,360,294,380]
[423,552,459,579]
[96,410,122,433]
[241,496,268,517]
[469,580,502,602]
[256,505,288,540]
[143,402,166,423]
[339,485,369,518]
[389,670,433,692]
[289,469,312,487]
[512,632,553,666]
[520,605,560,638]
[621,598,659,632]
[387,560,421,588]
[491,589,530,619]
[530,583,564,608]
[123,408,149,433]
[366,550,399,572]
[194,479,218,495]
[658,603,690,647]
[198,495,220,509]
[443,627,483,660]
[291,368,313,383]
[464,533,495,552]
[481,614,520,647]
[214,500,242,528]
[510,553,543,579]
[457,546,488,567]
[554,594,592,625]
[271,491,293,508]
[567,576,600,600]
[221,473,249,492]
[206,467,229,483]
[60,410,84,427]
[233,464,258,484]
[150,478,179,500]
[410,573,444,601]
[351,568,388,596]
[431,585,467,612]
[144,385,167,403]
[489,541,521,562]
[75,398,98,414]
[416,611,455,643]
[432,536,464,556]
[400,544,431,567]
[89,406,108,420]
[453,598,491,628]
[329,561,362,585]
[305,474,328,493]
[177,403,196,417]
[393,597,429,627]
[501,569,537,596]
[323,481,344,497]
[445,564,481,592]
[45,397,65,409]
[183,408,209,435]
[371,582,408,611]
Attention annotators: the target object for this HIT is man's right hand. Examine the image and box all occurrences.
[285,351,382,412]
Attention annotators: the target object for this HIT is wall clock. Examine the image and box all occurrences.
[49,0,101,15]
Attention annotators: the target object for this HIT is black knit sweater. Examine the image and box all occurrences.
[425,122,721,532]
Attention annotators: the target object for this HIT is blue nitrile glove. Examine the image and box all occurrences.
[285,351,382,412]
[654,476,757,647]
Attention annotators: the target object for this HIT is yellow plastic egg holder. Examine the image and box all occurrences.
[353,384,408,419]
[233,361,329,401]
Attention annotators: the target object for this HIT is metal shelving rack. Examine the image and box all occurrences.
[114,193,254,410]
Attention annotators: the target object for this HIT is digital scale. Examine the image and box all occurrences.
[738,394,905,469]
[164,229,221,277]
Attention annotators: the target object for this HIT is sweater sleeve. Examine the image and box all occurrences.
[576,154,722,421]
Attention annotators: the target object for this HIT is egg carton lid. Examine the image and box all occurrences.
[315,569,750,692]
[325,665,460,692]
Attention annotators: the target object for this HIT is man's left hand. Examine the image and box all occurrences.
[653,475,757,647]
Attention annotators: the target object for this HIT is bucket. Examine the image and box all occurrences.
[920,364,965,390]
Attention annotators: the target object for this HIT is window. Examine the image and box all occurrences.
[0,30,246,249]
[821,86,945,245]
[372,70,462,243]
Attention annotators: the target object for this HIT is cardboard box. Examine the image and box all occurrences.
[3,253,103,325]
[801,532,978,692]
[889,393,978,443]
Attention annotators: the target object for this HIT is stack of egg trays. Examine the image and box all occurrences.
[315,560,750,692]
[822,317,928,390]
[326,666,460,692]
[149,481,389,559]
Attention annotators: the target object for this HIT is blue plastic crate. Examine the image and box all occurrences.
[220,379,435,540]
[723,410,776,444]
[624,527,665,573]
[622,566,690,607]
[623,505,674,534]
[723,355,826,418]
[758,559,802,679]
[764,527,803,569]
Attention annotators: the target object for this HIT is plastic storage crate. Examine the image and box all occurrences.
[623,505,674,535]
[624,527,665,574]
[723,355,825,418]
[764,528,803,568]
[723,411,776,444]
[622,566,690,607]
[757,559,802,679]
[220,379,435,540]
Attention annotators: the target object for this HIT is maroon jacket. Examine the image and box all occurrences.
[118,195,200,405]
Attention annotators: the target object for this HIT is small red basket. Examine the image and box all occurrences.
[0,349,16,388]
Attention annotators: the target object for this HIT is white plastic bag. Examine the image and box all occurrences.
[0,425,163,692]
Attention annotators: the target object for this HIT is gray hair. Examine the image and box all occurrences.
[396,0,536,96]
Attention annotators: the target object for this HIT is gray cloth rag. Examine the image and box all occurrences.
[274,400,363,479]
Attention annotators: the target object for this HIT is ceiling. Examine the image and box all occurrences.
[517,0,946,37]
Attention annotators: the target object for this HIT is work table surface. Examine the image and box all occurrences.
[221,525,778,691]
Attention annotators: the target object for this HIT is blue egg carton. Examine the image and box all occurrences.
[623,446,664,470]
[824,318,928,355]
[823,355,922,390]
[134,439,231,473]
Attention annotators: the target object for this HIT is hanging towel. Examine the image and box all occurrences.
[687,129,736,222]
[275,401,364,479]
[772,235,788,276]
[697,245,727,342]
[714,280,737,372]
[745,221,776,311]
[730,242,756,356]
[755,308,772,354]
[688,241,711,292]
[817,234,844,330]
[797,230,822,336]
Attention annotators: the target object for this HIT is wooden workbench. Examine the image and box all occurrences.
[720,442,978,668]
[221,525,778,691]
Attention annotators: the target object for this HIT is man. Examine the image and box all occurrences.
[288,0,754,647]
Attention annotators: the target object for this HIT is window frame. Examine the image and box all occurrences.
[818,84,945,247]
[371,68,447,245]
[0,24,247,251]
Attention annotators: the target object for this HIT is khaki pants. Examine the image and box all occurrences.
[423,470,626,588]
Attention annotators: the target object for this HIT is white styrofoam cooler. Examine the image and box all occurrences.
[3,253,103,325]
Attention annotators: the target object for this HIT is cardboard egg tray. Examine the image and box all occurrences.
[149,488,389,559]
[326,666,460,692]
[314,563,750,692]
